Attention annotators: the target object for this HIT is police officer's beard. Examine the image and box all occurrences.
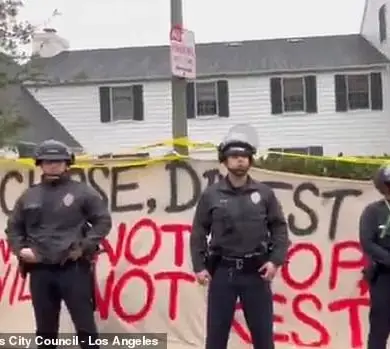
[42,170,69,182]
[227,166,249,178]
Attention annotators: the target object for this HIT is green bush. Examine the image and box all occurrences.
[254,154,384,180]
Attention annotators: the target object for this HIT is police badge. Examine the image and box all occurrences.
[63,193,75,207]
[250,191,261,204]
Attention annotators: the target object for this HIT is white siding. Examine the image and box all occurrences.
[361,0,390,57]
[28,82,173,155]
[28,71,390,156]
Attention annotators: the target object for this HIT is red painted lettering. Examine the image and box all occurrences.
[112,268,154,323]
[124,218,161,266]
[291,293,330,347]
[231,240,369,348]
[8,266,19,305]
[281,243,323,290]
[18,275,31,302]
[329,241,364,290]
[0,264,11,303]
[100,223,126,267]
[328,297,369,348]
[273,293,289,343]
[160,224,191,267]
[0,239,11,264]
[154,271,195,320]
[95,270,115,320]
[0,216,371,349]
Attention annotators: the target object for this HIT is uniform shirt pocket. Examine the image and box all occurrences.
[22,204,42,227]
[211,205,234,236]
[240,203,268,236]
[212,205,229,221]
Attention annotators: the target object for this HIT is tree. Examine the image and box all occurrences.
[0,0,34,148]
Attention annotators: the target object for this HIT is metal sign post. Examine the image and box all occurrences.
[169,0,196,155]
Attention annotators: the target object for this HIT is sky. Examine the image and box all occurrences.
[19,0,366,50]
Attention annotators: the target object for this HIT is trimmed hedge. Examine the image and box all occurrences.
[255,154,385,181]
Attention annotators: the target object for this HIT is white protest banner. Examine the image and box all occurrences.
[0,160,380,349]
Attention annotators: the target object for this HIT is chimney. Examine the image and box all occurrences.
[32,28,70,58]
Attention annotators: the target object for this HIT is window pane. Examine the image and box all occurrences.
[196,82,217,116]
[283,78,304,112]
[379,5,387,42]
[347,75,369,109]
[347,75,369,92]
[112,86,133,120]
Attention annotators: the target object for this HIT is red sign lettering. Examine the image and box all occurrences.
[0,221,369,348]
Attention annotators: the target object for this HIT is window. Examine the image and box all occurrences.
[347,75,369,109]
[186,80,230,118]
[270,75,317,115]
[379,5,387,43]
[283,77,304,112]
[335,73,383,112]
[111,86,134,121]
[99,85,144,123]
[196,82,218,116]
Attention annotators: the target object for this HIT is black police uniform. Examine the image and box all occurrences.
[5,140,112,349]
[190,140,290,349]
[359,165,390,349]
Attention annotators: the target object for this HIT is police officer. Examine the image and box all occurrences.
[359,164,390,349]
[189,135,290,349]
[5,139,112,349]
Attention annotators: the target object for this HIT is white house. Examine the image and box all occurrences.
[23,0,390,156]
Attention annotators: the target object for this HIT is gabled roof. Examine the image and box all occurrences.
[0,54,82,150]
[27,34,390,85]
[0,85,82,149]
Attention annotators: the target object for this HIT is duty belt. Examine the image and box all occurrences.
[222,257,245,270]
[220,253,267,271]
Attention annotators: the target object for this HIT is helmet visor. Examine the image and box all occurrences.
[36,154,71,161]
[224,146,252,157]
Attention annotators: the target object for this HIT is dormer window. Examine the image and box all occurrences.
[379,4,387,43]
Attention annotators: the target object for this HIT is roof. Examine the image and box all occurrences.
[27,34,390,85]
[0,55,82,150]
[0,84,82,149]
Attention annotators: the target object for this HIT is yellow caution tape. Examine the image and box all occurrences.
[0,137,389,169]
[0,154,189,169]
[73,154,189,169]
[265,151,390,165]
[134,137,216,151]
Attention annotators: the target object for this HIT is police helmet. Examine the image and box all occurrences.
[373,164,390,194]
[218,139,256,162]
[34,139,75,166]
[217,124,258,163]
